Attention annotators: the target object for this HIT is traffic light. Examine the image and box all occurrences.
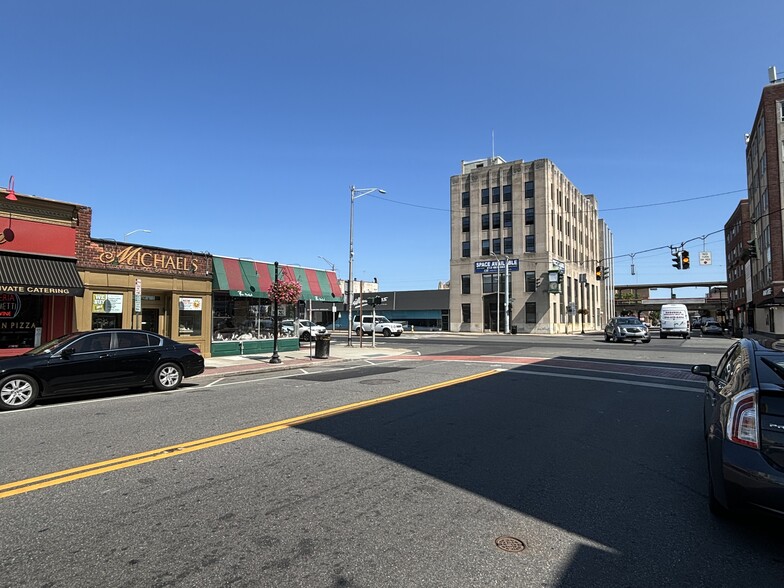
[681,250,690,270]
[595,265,603,280]
[672,251,682,270]
[748,239,758,259]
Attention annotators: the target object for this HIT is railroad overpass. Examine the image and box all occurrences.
[614,281,728,317]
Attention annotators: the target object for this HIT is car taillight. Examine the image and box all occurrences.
[727,388,759,449]
[188,346,202,356]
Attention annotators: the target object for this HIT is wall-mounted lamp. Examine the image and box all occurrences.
[5,176,17,201]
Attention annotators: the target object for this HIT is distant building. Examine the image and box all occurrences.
[742,67,784,336]
[724,199,750,332]
[449,156,612,333]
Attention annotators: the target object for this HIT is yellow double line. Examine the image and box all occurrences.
[0,370,499,500]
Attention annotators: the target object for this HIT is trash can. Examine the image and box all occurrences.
[511,325,518,335]
[314,333,331,359]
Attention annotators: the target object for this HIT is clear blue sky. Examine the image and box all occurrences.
[2,1,781,296]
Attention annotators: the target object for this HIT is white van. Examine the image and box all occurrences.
[659,303,691,339]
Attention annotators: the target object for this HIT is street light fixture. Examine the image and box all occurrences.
[489,251,501,334]
[123,229,152,241]
[347,185,385,347]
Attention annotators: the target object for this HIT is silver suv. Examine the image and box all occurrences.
[352,315,403,337]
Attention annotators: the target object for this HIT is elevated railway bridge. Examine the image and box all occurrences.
[614,281,729,318]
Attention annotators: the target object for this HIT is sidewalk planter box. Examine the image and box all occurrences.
[210,338,299,357]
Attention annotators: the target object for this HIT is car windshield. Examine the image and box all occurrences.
[23,332,84,356]
[616,318,642,325]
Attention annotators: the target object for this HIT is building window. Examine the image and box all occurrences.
[525,271,536,292]
[462,216,470,232]
[462,241,470,258]
[503,237,513,254]
[483,273,509,294]
[492,212,500,229]
[525,301,536,323]
[492,186,500,203]
[481,239,490,255]
[525,180,534,198]
[461,274,470,294]
[461,303,471,323]
[503,184,512,201]
[525,235,535,252]
[482,214,489,230]
[481,188,489,205]
[503,211,512,228]
[462,191,470,207]
[492,238,501,254]
[525,208,534,225]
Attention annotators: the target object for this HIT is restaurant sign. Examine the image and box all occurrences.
[0,293,21,319]
[99,246,199,272]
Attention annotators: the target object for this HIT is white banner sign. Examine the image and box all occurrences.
[179,297,203,311]
[699,251,712,265]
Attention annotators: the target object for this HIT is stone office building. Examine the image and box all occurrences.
[449,156,611,334]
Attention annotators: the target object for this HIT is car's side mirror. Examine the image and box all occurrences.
[61,347,75,359]
[691,364,713,379]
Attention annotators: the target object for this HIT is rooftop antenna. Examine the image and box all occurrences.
[491,130,495,161]
[769,66,778,83]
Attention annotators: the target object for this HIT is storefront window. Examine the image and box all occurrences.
[178,297,203,336]
[212,293,295,341]
[92,293,123,330]
[0,294,42,349]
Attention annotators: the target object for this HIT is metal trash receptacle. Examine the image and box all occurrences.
[314,333,331,358]
[511,325,518,334]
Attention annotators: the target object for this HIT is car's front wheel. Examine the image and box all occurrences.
[301,331,311,342]
[604,333,611,342]
[0,374,39,411]
[153,363,183,391]
[382,328,391,337]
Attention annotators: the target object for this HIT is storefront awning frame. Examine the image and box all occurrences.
[0,253,84,296]
[212,256,343,302]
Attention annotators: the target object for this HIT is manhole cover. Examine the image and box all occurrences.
[359,379,400,385]
[495,536,526,553]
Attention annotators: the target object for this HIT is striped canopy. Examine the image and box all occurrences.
[212,256,343,302]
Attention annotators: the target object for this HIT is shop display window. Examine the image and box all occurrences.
[178,297,203,336]
[92,293,123,330]
[0,294,42,349]
[212,294,295,341]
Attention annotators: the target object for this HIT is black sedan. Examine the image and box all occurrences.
[0,330,204,411]
[692,337,784,518]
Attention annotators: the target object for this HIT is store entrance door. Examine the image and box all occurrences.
[141,308,160,333]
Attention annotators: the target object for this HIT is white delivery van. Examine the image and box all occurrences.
[659,303,691,339]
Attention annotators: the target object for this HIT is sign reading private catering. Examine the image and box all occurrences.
[474,259,520,273]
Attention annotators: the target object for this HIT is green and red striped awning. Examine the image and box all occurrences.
[212,257,343,302]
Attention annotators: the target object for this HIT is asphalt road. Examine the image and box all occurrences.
[1,334,783,587]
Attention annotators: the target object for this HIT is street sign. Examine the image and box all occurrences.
[134,278,142,295]
[699,251,712,265]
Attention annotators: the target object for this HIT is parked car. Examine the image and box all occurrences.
[352,315,404,337]
[692,338,784,518]
[0,330,205,411]
[281,319,326,341]
[701,320,724,336]
[604,317,651,343]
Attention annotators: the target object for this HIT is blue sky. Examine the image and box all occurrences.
[2,1,782,296]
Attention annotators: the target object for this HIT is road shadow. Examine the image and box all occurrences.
[293,362,784,586]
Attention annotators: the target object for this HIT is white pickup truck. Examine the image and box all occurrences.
[352,315,404,337]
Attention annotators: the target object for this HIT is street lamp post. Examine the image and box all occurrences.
[504,255,510,334]
[490,252,501,334]
[123,229,152,241]
[269,262,281,364]
[348,185,385,347]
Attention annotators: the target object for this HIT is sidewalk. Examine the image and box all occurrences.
[197,340,411,379]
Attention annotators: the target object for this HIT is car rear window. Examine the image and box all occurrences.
[757,353,784,387]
